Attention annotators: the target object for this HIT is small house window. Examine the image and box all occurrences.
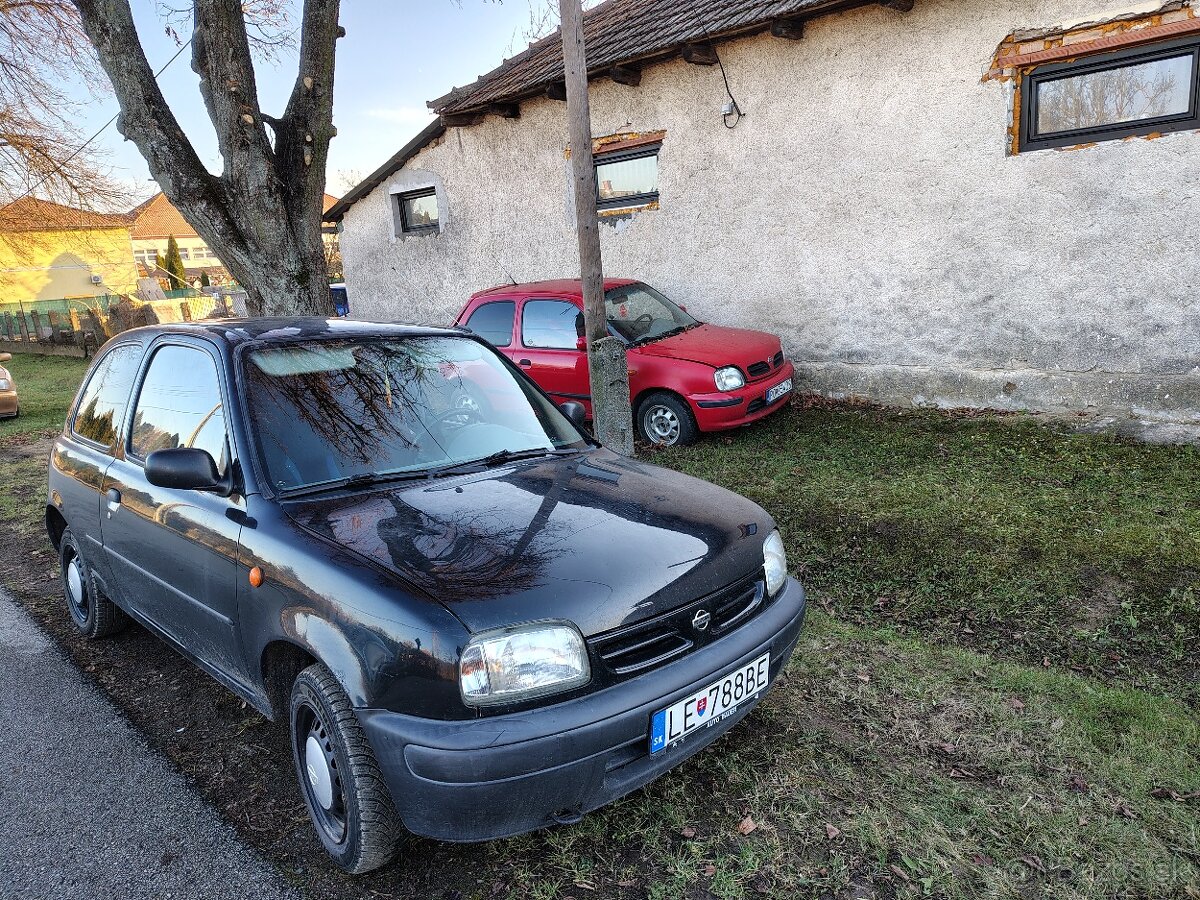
[595,145,659,211]
[397,187,439,234]
[1020,36,1200,151]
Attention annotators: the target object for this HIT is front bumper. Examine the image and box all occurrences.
[0,390,17,417]
[359,577,806,842]
[688,362,795,431]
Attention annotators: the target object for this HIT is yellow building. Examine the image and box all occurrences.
[0,198,139,303]
[128,192,341,288]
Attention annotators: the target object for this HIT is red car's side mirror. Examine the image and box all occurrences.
[576,336,587,352]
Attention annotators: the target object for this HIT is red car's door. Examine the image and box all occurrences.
[516,298,591,413]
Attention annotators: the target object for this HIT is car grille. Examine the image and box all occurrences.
[747,352,786,380]
[589,570,768,681]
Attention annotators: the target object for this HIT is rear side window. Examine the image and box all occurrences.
[72,344,143,450]
[464,301,515,347]
[522,300,581,350]
[129,345,229,475]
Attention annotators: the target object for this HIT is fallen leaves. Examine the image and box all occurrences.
[1066,773,1090,793]
[736,816,757,835]
[1150,786,1200,802]
[825,823,841,840]
[679,825,696,839]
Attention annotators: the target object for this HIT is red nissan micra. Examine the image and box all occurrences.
[453,279,794,446]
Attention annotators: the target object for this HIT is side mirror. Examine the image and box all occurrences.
[0,352,10,363]
[145,448,226,493]
[558,400,586,427]
[575,336,588,352]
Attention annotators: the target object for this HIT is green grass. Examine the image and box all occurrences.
[654,400,1200,704]
[1,357,1197,899]
[0,352,90,445]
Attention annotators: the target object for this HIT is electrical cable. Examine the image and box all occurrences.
[698,17,744,129]
[6,37,194,208]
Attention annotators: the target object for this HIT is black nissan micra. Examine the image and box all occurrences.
[45,319,806,873]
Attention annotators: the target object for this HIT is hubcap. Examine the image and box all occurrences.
[295,703,347,844]
[65,557,88,621]
[645,404,680,445]
[305,734,335,809]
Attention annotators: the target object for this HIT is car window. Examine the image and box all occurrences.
[522,300,581,350]
[465,301,515,347]
[71,344,144,451]
[244,336,587,492]
[129,345,229,475]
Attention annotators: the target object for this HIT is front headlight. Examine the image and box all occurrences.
[0,378,9,391]
[459,622,590,706]
[714,366,745,392]
[763,530,788,596]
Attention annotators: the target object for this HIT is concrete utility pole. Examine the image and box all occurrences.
[559,0,633,455]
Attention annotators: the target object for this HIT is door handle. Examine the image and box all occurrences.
[105,488,121,504]
[518,359,532,367]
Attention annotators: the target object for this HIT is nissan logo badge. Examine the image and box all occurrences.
[692,609,711,632]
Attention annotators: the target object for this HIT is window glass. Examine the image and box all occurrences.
[605,283,698,345]
[129,345,228,475]
[1036,53,1194,134]
[596,150,658,208]
[399,189,438,232]
[465,301,515,347]
[522,300,581,350]
[244,337,586,491]
[72,344,144,449]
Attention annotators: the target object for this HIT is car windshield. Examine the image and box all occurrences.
[605,282,698,345]
[244,336,588,493]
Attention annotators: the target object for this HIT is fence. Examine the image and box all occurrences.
[0,290,248,357]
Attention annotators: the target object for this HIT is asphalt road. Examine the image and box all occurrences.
[0,588,299,900]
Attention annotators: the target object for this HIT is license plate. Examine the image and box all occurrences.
[650,653,770,754]
[766,378,792,405]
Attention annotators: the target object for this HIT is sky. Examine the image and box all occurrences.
[68,1,545,207]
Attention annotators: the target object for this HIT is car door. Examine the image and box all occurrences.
[99,339,249,680]
[517,298,592,413]
[52,342,145,594]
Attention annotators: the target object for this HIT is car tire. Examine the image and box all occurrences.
[290,663,400,874]
[637,392,700,447]
[60,527,127,638]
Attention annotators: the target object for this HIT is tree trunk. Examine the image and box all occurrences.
[71,0,340,317]
[559,0,633,455]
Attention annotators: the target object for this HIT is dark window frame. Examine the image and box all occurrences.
[396,187,440,235]
[594,144,660,211]
[1019,35,1200,152]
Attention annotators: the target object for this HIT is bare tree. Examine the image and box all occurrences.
[70,0,342,316]
[0,0,125,209]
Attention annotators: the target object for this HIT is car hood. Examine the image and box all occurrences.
[633,323,781,371]
[286,449,772,637]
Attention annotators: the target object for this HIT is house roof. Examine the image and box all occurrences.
[0,197,131,234]
[431,0,840,116]
[129,191,342,240]
[324,119,446,221]
[329,0,875,220]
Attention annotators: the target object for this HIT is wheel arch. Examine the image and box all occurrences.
[46,505,67,551]
[260,639,318,720]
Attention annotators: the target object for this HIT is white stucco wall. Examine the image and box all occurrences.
[340,0,1200,426]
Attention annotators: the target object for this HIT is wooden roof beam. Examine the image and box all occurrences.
[546,81,568,101]
[771,17,805,40]
[489,102,521,119]
[610,64,642,86]
[681,42,719,66]
[441,111,483,128]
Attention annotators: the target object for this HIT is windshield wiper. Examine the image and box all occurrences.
[278,468,432,499]
[426,446,583,476]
